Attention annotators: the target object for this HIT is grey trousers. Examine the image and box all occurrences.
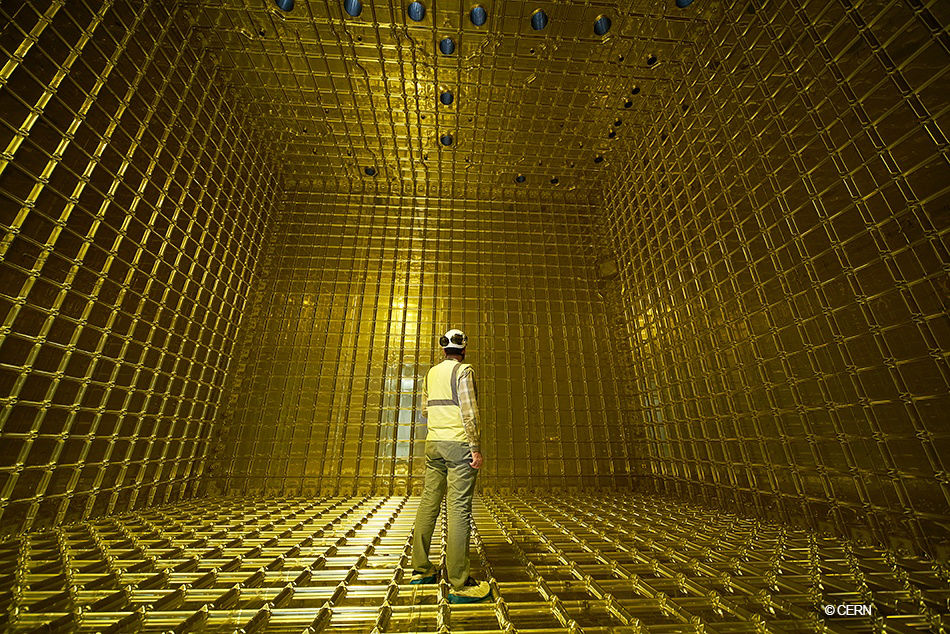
[411,440,478,590]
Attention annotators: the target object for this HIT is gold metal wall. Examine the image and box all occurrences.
[598,0,949,558]
[0,1,279,535]
[0,0,949,630]
[0,0,947,571]
[208,185,633,496]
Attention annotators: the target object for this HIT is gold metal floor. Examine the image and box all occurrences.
[1,492,946,633]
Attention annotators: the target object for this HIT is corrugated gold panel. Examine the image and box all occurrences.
[0,0,948,631]
[0,1,279,535]
[208,186,633,496]
[194,0,721,190]
[1,492,947,631]
[599,0,950,557]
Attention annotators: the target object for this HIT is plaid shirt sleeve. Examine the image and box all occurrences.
[421,372,427,419]
[457,367,481,453]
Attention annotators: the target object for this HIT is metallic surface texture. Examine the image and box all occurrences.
[208,186,632,495]
[0,0,949,630]
[193,0,724,190]
[596,0,950,559]
[0,1,280,535]
[1,492,948,632]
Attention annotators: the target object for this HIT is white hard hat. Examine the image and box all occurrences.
[440,328,468,350]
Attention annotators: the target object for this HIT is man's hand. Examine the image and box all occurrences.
[470,451,483,469]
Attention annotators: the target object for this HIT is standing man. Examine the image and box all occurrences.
[409,328,492,604]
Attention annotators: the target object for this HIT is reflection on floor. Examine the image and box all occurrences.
[1,492,946,632]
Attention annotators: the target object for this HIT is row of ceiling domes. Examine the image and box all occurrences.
[273,1,696,29]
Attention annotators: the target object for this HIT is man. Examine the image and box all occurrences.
[409,328,492,604]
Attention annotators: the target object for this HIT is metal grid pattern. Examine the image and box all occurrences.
[599,0,950,558]
[208,185,633,496]
[194,0,723,191]
[2,491,947,632]
[0,1,280,535]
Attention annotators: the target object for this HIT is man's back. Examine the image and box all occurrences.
[423,358,480,453]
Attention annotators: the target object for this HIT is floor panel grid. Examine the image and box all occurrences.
[0,493,946,632]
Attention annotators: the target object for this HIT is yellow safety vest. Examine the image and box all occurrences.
[424,359,473,442]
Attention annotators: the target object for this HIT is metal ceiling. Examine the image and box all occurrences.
[192,0,723,191]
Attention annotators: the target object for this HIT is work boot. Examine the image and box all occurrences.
[448,576,492,603]
[409,570,438,584]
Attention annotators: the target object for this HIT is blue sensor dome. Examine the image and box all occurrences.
[343,0,362,17]
[470,5,488,26]
[408,2,425,21]
[530,10,548,30]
